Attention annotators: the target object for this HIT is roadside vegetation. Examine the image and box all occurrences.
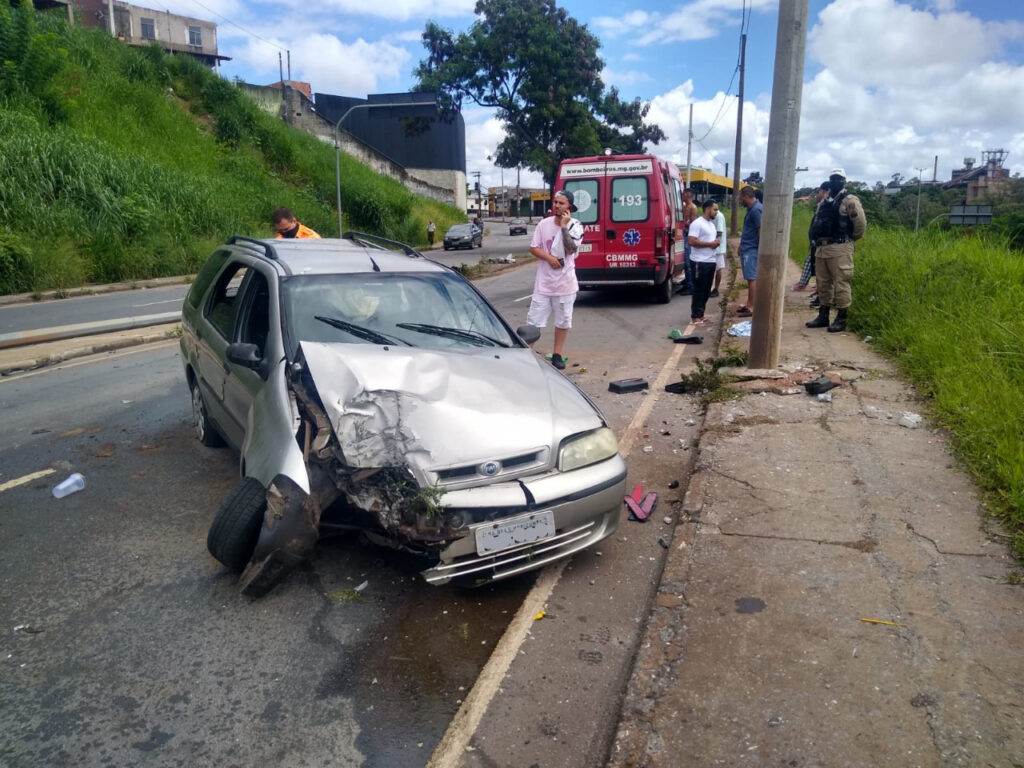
[0,1,464,295]
[790,202,1024,556]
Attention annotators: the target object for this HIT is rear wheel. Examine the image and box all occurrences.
[654,273,673,304]
[207,477,266,572]
[191,379,225,447]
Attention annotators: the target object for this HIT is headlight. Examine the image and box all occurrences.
[558,427,619,472]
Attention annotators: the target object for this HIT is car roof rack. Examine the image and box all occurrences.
[343,231,422,259]
[228,235,279,261]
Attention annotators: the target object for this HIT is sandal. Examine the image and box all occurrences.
[691,318,706,326]
[736,307,753,317]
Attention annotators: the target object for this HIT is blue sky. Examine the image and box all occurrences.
[162,0,1024,191]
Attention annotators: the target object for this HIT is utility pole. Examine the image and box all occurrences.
[747,0,808,369]
[106,0,115,35]
[730,33,746,236]
[915,166,926,233]
[472,171,482,218]
[685,103,693,191]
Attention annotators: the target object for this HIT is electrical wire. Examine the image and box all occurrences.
[184,0,286,51]
[690,0,749,145]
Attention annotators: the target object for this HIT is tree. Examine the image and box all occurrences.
[743,171,763,186]
[415,0,664,186]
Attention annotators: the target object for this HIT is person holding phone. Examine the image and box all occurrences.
[526,190,584,370]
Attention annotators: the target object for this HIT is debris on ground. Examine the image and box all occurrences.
[673,335,703,344]
[898,412,923,429]
[609,378,649,393]
[727,320,752,337]
[818,392,833,403]
[668,480,680,489]
[803,376,837,395]
[52,473,85,499]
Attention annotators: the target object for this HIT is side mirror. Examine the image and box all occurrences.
[227,342,267,378]
[516,325,541,344]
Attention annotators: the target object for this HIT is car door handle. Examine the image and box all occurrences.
[606,229,616,240]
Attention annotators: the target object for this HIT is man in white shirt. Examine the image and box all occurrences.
[686,199,721,326]
[711,203,727,298]
[527,190,584,369]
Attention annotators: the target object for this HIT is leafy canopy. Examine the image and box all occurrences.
[415,0,664,185]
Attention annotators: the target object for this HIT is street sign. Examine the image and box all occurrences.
[949,205,992,225]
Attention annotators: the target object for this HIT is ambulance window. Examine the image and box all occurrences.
[563,179,598,224]
[673,178,685,222]
[611,177,649,222]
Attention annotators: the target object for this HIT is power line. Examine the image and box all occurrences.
[184,0,286,52]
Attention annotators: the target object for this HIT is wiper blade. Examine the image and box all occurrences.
[396,322,509,347]
[314,315,410,346]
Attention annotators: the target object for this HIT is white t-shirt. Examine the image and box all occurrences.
[714,211,727,255]
[530,215,584,296]
[688,216,718,263]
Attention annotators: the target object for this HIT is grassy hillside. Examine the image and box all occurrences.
[0,1,464,294]
[790,204,1024,557]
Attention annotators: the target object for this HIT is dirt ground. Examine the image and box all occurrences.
[608,262,1024,767]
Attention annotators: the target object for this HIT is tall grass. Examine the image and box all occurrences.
[0,4,464,294]
[788,202,1024,555]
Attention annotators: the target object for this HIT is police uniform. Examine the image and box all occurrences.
[806,169,866,332]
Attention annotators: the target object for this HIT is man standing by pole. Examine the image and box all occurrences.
[805,169,866,333]
[736,186,761,317]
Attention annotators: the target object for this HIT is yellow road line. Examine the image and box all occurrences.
[0,468,56,493]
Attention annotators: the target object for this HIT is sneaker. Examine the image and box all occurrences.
[709,289,719,298]
[809,294,820,308]
[551,353,566,370]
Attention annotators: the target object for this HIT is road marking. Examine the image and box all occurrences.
[132,298,182,308]
[0,468,56,493]
[427,336,693,767]
[427,561,567,768]
[513,294,532,302]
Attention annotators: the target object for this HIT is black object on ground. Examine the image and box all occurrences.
[673,335,703,344]
[803,376,836,395]
[664,380,690,394]
[609,378,649,394]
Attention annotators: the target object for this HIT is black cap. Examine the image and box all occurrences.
[555,189,577,212]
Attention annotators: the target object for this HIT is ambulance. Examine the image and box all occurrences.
[556,153,686,303]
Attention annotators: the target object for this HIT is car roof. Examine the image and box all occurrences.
[233,237,449,277]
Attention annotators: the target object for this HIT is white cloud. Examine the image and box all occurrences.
[270,0,474,22]
[462,108,544,190]
[601,68,652,87]
[593,0,775,45]
[296,36,411,95]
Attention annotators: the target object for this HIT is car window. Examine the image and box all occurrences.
[205,263,249,340]
[563,179,599,225]
[281,272,516,351]
[237,270,271,357]
[186,249,231,309]
[672,177,685,223]
[611,177,649,222]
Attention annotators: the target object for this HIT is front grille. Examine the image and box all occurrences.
[433,449,547,486]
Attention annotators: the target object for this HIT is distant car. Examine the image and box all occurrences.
[179,233,626,596]
[444,223,482,250]
[509,219,527,236]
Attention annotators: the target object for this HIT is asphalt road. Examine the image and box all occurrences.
[0,257,702,767]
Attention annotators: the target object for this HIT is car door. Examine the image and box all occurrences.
[221,268,274,444]
[197,260,251,449]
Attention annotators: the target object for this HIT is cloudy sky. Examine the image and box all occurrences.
[159,0,1023,191]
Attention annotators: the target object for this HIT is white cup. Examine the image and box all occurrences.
[52,473,85,499]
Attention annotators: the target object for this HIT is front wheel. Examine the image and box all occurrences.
[207,477,266,572]
[191,379,225,447]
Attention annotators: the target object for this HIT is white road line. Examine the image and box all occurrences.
[427,336,694,767]
[513,294,532,303]
[0,468,56,493]
[132,298,182,308]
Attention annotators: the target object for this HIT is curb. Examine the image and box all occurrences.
[0,276,194,308]
[0,324,180,376]
[0,311,182,351]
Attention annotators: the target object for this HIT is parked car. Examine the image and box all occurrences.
[443,223,482,250]
[180,233,627,596]
[509,218,528,236]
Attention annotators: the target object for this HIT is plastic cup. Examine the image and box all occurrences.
[52,472,85,499]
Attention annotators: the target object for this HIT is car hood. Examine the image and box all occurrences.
[299,341,604,482]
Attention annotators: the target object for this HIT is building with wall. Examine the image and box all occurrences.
[944,150,1012,203]
[70,1,228,68]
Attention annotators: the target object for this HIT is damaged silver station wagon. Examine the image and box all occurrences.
[180,234,627,596]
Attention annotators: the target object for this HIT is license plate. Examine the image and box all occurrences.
[475,511,555,555]
[578,242,592,253]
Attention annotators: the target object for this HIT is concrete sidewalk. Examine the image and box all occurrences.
[609,263,1024,766]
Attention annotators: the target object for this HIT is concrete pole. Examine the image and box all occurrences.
[730,33,746,236]
[747,0,808,370]
[106,0,115,35]
[685,103,693,191]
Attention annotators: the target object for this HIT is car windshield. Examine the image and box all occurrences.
[281,272,517,352]
[447,225,474,236]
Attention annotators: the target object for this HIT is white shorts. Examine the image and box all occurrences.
[527,293,577,329]
[716,252,726,270]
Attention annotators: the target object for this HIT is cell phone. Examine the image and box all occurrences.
[557,257,565,266]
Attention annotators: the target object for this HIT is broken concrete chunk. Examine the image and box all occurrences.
[898,412,923,429]
[717,367,788,380]
[817,392,833,403]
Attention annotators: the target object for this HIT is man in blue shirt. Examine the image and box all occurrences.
[737,186,762,317]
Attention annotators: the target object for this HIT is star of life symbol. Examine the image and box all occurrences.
[623,228,641,246]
